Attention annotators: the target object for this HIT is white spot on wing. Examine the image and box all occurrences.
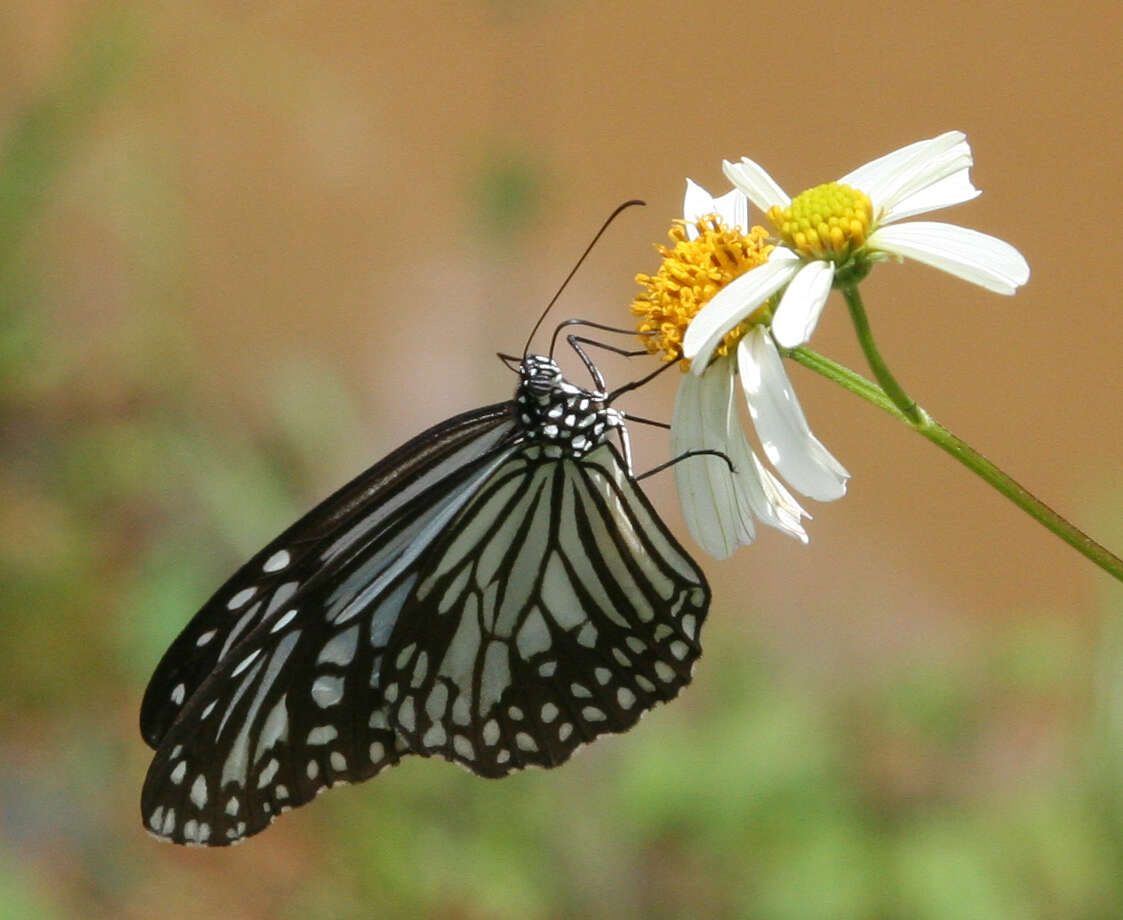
[317,624,360,667]
[231,649,262,678]
[516,607,552,661]
[398,697,416,732]
[482,719,500,746]
[257,758,279,788]
[270,608,298,634]
[189,775,208,809]
[311,674,345,708]
[227,587,256,611]
[425,683,449,721]
[307,725,338,745]
[253,695,289,763]
[263,549,291,572]
[478,640,510,716]
[265,581,300,616]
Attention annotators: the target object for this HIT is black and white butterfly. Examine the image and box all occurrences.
[139,335,711,846]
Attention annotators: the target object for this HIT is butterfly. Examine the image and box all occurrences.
[138,338,711,846]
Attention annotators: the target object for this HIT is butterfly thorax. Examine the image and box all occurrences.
[515,354,622,458]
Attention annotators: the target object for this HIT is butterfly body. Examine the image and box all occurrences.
[141,353,708,845]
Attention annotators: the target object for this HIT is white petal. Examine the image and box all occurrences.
[770,260,834,348]
[876,167,980,225]
[671,362,749,558]
[841,132,968,205]
[721,378,810,544]
[868,222,1030,294]
[738,329,849,501]
[711,187,749,232]
[673,357,812,553]
[723,157,790,213]
[683,249,801,371]
[682,179,718,240]
[841,132,963,191]
[743,452,810,544]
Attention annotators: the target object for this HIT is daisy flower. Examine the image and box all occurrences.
[632,181,849,559]
[684,130,1031,367]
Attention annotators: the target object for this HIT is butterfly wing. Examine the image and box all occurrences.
[140,403,517,750]
[141,439,709,846]
[382,442,710,776]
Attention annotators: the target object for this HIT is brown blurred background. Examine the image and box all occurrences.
[2,2,1122,918]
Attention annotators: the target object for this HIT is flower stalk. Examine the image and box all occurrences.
[839,284,922,425]
[784,344,1123,583]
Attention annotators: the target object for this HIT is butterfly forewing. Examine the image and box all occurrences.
[140,405,517,749]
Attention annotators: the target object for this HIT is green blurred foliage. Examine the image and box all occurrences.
[2,7,1123,920]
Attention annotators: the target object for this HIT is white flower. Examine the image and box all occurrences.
[683,131,1031,368]
[636,180,849,558]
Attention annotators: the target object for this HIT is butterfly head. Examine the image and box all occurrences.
[515,355,622,457]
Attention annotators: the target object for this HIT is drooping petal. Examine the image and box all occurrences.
[720,373,810,544]
[723,156,791,213]
[671,361,753,558]
[868,221,1030,294]
[738,329,849,501]
[769,259,835,348]
[743,451,811,544]
[841,132,973,218]
[683,249,801,371]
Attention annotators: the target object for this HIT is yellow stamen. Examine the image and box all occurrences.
[767,182,872,262]
[631,216,773,367]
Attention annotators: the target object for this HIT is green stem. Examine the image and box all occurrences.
[784,345,1123,584]
[840,283,923,424]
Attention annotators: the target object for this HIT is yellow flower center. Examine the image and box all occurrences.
[631,216,773,367]
[767,182,872,262]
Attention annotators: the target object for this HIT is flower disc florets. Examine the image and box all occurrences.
[631,216,773,365]
[767,182,872,263]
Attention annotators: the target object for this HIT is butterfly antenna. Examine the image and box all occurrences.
[521,199,645,357]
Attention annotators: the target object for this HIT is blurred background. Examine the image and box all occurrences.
[2,2,1122,918]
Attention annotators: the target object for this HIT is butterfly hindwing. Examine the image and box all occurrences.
[382,443,710,777]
